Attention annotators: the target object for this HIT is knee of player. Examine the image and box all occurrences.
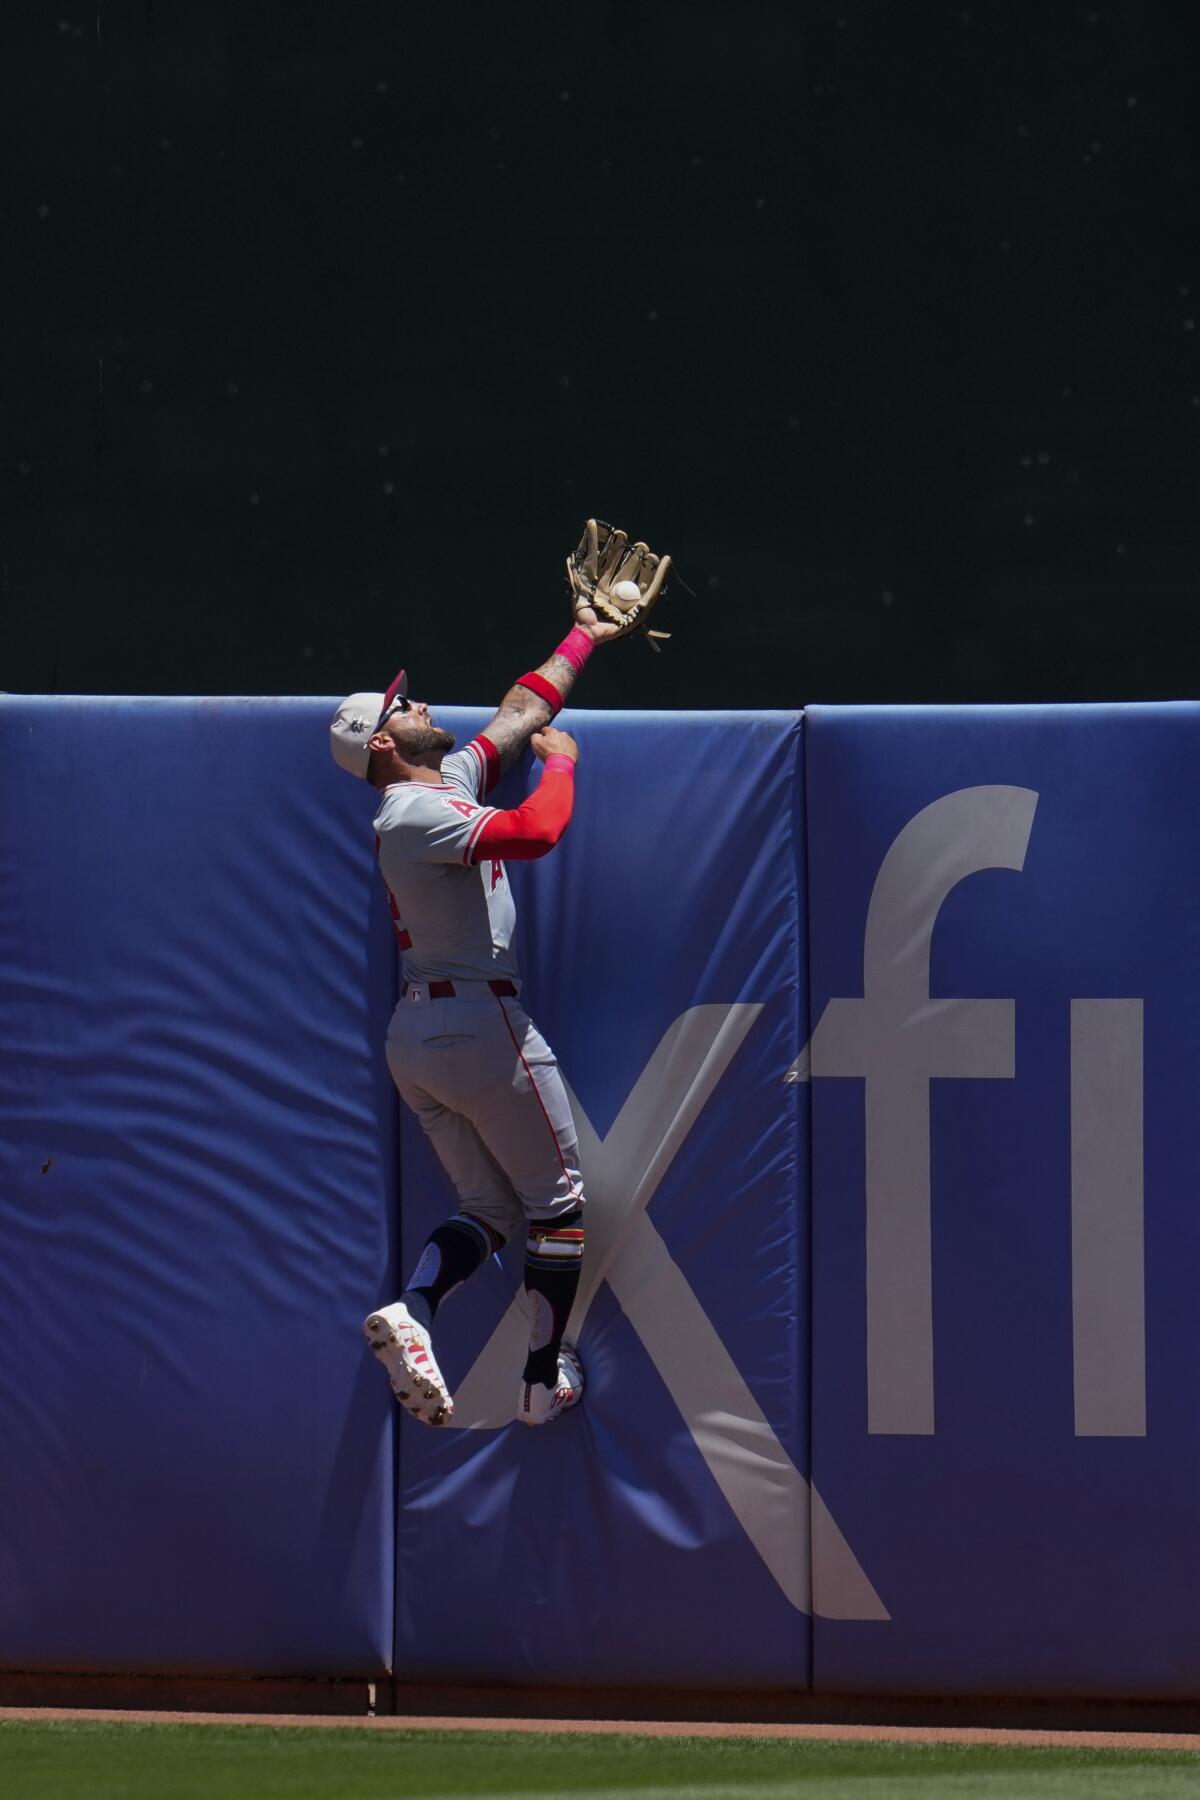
[455,1211,509,1256]
[525,1207,585,1259]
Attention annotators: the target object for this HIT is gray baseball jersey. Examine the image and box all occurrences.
[373,740,517,986]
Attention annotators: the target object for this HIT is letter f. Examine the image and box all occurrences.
[810,786,1038,1435]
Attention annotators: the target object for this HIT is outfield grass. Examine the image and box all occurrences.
[1,1721,1198,1800]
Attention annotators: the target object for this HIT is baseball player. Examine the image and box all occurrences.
[329,522,670,1428]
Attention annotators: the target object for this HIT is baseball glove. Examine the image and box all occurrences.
[566,518,672,650]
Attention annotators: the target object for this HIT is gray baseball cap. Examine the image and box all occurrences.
[329,668,408,779]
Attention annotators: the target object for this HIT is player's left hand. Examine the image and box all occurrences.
[572,604,621,644]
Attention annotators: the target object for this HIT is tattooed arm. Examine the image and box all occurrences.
[478,606,616,776]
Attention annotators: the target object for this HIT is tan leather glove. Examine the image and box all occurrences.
[565,519,672,651]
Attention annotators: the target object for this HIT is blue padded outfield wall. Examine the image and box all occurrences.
[393,708,818,1690]
[806,703,1200,1698]
[0,698,399,1675]
[1,695,1197,1695]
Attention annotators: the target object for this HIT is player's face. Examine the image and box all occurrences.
[385,703,455,759]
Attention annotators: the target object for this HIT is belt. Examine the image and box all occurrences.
[402,978,517,1000]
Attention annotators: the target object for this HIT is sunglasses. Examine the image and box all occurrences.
[375,668,410,728]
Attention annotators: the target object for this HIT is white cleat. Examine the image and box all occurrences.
[516,1344,585,1426]
[363,1301,454,1427]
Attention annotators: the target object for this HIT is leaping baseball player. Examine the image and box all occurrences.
[329,522,671,1427]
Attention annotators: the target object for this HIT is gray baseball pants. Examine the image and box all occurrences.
[385,983,585,1243]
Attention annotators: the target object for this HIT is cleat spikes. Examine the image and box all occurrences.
[363,1300,454,1428]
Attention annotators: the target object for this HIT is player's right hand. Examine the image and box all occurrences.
[531,728,578,764]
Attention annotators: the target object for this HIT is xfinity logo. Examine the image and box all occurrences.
[797,785,1146,1441]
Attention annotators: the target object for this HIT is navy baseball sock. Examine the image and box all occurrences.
[522,1208,585,1388]
[400,1212,503,1331]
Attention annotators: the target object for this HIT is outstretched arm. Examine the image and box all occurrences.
[478,607,615,777]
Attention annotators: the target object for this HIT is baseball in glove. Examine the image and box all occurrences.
[566,518,672,651]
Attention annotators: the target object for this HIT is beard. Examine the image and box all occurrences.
[403,723,456,758]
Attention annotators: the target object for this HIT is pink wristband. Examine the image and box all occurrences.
[554,626,594,674]
[543,754,576,777]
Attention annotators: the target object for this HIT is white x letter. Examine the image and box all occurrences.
[448,1005,887,1620]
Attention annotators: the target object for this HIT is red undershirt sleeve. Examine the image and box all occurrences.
[466,732,502,797]
[471,759,575,862]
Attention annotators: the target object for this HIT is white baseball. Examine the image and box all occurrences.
[612,579,641,605]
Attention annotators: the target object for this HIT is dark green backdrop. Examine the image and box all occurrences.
[7,1,1198,707]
